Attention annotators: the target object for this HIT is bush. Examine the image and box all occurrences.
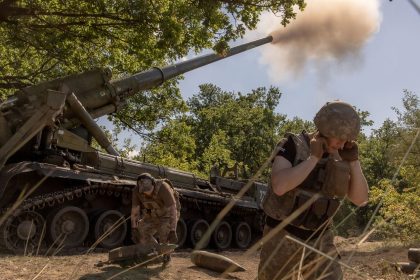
[369,179,420,243]
[333,200,364,237]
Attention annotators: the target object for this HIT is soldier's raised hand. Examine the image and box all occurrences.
[339,141,359,162]
[310,133,327,160]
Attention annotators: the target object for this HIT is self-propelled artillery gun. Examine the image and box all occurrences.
[0,36,272,254]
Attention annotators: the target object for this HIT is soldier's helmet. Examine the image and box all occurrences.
[314,101,360,141]
[137,173,156,192]
[137,173,155,182]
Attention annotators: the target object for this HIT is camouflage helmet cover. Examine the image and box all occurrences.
[137,173,155,182]
[314,101,360,140]
[137,173,156,192]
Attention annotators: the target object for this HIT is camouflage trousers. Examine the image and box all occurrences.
[136,216,172,245]
[257,225,343,280]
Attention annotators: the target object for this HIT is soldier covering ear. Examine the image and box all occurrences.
[258,100,368,280]
[339,141,359,161]
[310,132,327,159]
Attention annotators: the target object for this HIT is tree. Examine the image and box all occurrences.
[361,91,419,187]
[1,0,306,135]
[200,130,236,178]
[187,84,285,176]
[359,91,420,241]
[369,177,420,242]
[391,90,420,169]
[277,116,315,136]
[91,125,137,158]
[360,119,398,187]
[136,117,200,174]
[139,84,287,178]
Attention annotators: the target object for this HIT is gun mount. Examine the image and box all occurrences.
[0,36,272,254]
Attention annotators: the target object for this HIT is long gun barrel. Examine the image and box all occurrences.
[75,36,273,118]
[3,36,272,121]
[0,36,272,164]
[112,36,273,99]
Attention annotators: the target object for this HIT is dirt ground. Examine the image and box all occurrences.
[0,238,417,280]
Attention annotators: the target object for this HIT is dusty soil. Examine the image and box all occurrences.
[0,238,417,280]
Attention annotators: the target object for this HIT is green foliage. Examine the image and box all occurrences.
[333,200,361,237]
[92,125,136,158]
[140,84,289,179]
[329,92,419,240]
[0,0,306,134]
[369,178,420,243]
[278,116,315,136]
[359,91,420,242]
[391,90,420,169]
[135,118,200,174]
[359,119,399,186]
[111,79,189,134]
[200,130,236,177]
[187,84,285,177]
[0,0,304,95]
[357,108,375,129]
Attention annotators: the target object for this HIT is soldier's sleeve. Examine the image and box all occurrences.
[276,135,296,164]
[159,183,176,207]
[159,182,177,230]
[131,188,141,228]
[132,187,140,208]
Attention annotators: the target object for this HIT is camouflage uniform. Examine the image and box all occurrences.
[132,179,180,246]
[137,215,172,245]
[258,133,344,280]
[258,101,360,280]
[258,226,342,280]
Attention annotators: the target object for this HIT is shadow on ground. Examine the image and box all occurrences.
[79,264,167,280]
[186,265,241,279]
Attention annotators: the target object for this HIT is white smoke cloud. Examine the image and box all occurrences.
[246,0,382,83]
[128,150,140,159]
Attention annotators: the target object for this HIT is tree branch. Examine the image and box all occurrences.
[0,81,29,89]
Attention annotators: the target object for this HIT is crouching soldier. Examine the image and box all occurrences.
[131,173,180,263]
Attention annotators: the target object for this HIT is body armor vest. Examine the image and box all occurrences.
[139,179,181,219]
[139,180,167,218]
[262,132,350,231]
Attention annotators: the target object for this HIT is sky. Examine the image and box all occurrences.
[177,0,420,136]
[106,0,420,152]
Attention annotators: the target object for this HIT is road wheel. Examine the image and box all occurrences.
[94,210,127,249]
[234,222,252,249]
[176,218,187,247]
[212,221,232,250]
[2,211,46,254]
[49,206,89,248]
[189,219,210,249]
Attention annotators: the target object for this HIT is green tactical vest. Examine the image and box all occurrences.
[262,132,350,231]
